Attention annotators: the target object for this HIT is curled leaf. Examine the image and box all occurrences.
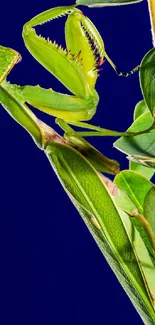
[140,48,155,116]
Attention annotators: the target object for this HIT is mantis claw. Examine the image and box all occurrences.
[22,5,106,97]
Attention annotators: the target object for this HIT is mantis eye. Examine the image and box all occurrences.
[67,9,74,14]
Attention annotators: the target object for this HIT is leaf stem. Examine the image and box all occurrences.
[147,0,155,46]
[132,209,155,257]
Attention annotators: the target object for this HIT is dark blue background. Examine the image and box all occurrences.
[0,0,152,324]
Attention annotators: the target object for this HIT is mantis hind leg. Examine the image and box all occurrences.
[56,118,153,138]
[104,52,140,77]
[56,118,134,137]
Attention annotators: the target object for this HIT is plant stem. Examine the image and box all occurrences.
[132,209,155,257]
[147,0,155,46]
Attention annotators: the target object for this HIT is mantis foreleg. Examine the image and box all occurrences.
[0,5,142,143]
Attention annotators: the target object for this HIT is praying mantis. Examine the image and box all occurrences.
[0,4,140,139]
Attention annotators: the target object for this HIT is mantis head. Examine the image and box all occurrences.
[22,5,105,99]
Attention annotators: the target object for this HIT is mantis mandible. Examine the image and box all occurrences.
[0,5,140,137]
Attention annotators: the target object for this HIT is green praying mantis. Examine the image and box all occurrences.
[0,4,140,139]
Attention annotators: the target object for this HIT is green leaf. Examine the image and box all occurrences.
[114,171,155,258]
[111,182,136,215]
[144,187,155,234]
[114,111,155,168]
[140,48,155,116]
[114,171,155,262]
[114,170,153,214]
[134,100,149,120]
[76,0,142,7]
[45,142,155,323]
[115,101,155,171]
[130,161,154,180]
